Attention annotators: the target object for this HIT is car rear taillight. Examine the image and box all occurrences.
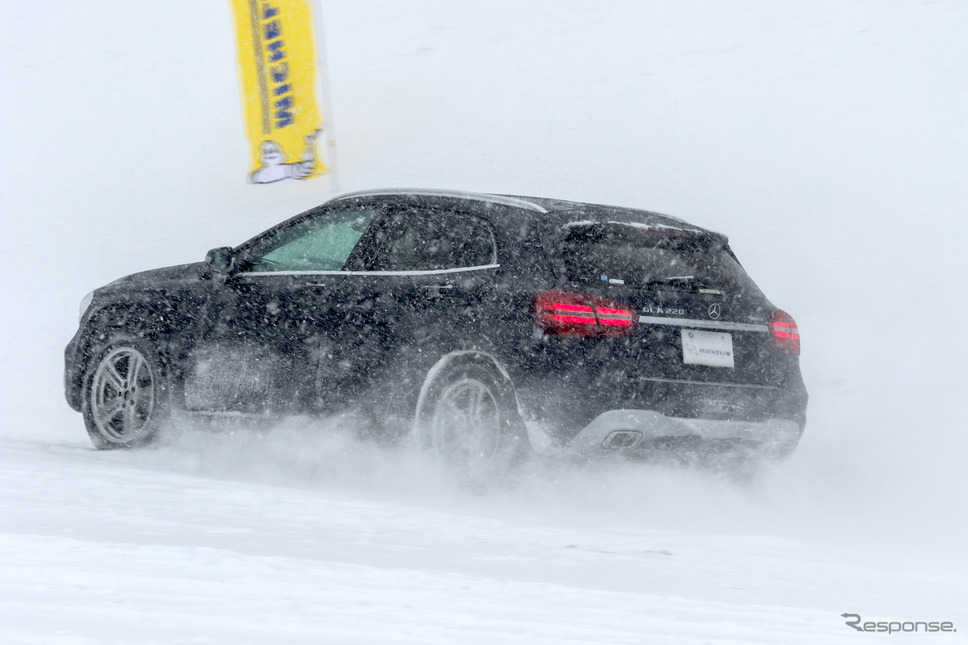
[770,310,800,355]
[533,290,637,336]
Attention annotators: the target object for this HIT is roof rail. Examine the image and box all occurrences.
[330,188,548,213]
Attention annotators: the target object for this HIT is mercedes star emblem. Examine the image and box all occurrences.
[708,303,721,320]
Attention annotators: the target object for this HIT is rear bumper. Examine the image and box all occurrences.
[513,353,807,459]
[566,410,801,456]
[517,370,807,442]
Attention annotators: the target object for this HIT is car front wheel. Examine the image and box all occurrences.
[82,334,168,449]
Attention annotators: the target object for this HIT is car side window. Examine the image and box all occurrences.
[245,208,378,272]
[365,208,496,271]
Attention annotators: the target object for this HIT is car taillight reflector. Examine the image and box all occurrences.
[533,290,637,336]
[546,302,597,324]
[597,307,636,326]
[770,310,800,355]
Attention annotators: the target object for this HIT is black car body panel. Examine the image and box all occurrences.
[66,189,807,455]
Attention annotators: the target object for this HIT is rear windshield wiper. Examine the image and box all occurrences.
[644,275,697,287]
[644,276,722,293]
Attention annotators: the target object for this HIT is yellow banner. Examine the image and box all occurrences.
[230,0,330,184]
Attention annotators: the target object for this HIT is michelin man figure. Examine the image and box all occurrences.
[248,130,321,184]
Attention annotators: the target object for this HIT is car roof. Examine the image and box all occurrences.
[332,188,723,240]
[334,188,550,214]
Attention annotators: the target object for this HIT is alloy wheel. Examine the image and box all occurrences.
[90,346,156,443]
[429,377,502,463]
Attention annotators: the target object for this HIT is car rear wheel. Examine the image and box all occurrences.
[416,359,527,471]
[82,334,168,449]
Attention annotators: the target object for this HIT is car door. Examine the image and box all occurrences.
[331,200,501,399]
[183,203,381,414]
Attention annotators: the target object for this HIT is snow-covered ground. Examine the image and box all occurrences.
[1,1,966,642]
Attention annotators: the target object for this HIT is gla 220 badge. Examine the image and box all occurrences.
[640,306,685,316]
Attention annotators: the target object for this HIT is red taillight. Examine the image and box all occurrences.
[533,290,637,336]
[770,310,800,355]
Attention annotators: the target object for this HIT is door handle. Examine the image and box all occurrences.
[419,284,454,291]
[418,284,455,297]
[300,283,339,296]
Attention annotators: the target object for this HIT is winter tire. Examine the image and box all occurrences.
[416,358,527,471]
[82,334,168,449]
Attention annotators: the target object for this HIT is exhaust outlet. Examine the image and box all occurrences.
[602,430,643,450]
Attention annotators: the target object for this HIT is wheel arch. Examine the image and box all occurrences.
[412,349,522,426]
[69,301,176,409]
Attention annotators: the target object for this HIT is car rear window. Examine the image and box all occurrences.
[555,222,761,295]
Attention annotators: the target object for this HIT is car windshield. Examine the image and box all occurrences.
[556,222,761,295]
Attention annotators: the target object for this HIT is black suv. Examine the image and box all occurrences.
[65,189,807,462]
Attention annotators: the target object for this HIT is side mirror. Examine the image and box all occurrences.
[204,247,235,278]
